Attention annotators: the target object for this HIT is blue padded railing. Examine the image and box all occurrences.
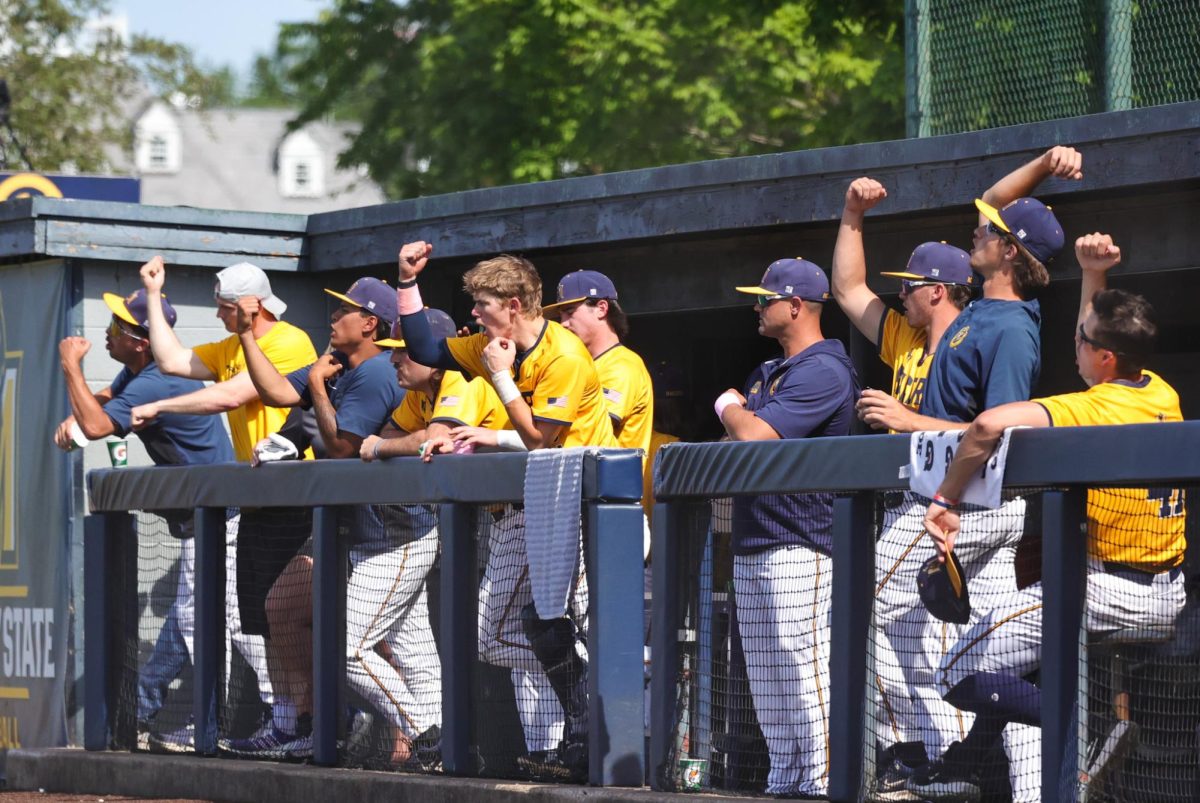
[84,449,646,787]
[649,422,1200,802]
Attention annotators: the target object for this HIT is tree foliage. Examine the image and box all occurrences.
[0,0,232,173]
[275,0,905,198]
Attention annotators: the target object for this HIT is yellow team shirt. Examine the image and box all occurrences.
[1034,370,1185,570]
[643,430,679,521]
[390,370,511,433]
[594,344,654,459]
[879,309,933,412]
[447,321,617,448]
[192,321,318,462]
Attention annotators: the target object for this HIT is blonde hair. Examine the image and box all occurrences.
[463,254,542,319]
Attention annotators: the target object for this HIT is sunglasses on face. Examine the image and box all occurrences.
[756,294,788,306]
[1077,323,1120,354]
[901,280,938,293]
[108,317,146,340]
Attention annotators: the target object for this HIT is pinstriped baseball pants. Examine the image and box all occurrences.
[345,529,442,739]
[734,544,831,798]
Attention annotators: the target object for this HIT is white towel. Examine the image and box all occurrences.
[523,447,588,619]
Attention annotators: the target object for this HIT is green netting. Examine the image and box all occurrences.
[909,0,1200,136]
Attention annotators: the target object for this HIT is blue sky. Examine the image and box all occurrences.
[112,0,327,77]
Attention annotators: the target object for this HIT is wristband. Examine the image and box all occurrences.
[495,430,529,451]
[397,278,417,289]
[714,391,743,420]
[491,370,521,405]
[931,493,959,509]
[372,439,384,461]
[397,284,424,316]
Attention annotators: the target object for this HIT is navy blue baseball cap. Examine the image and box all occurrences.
[735,258,830,302]
[881,242,975,286]
[378,307,457,349]
[543,269,618,313]
[325,277,397,326]
[976,197,1065,264]
[917,551,971,625]
[104,288,177,330]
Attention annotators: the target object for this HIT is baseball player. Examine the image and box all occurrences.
[54,288,234,751]
[395,241,617,779]
[716,258,858,799]
[348,307,512,768]
[914,234,1185,802]
[846,150,1078,796]
[537,269,655,770]
[831,179,977,795]
[130,257,319,749]
[222,277,404,759]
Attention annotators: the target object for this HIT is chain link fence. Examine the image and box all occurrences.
[908,0,1200,136]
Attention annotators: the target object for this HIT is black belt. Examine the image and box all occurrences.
[1102,562,1182,585]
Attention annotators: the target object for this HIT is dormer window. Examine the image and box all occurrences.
[277,130,324,198]
[149,136,169,169]
[134,101,182,173]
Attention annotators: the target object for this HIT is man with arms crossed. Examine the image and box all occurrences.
[395,241,616,779]
[716,258,857,800]
[132,258,318,747]
[915,234,1185,802]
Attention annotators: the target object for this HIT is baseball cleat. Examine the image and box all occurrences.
[147,721,194,754]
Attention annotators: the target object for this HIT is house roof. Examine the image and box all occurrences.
[133,104,387,214]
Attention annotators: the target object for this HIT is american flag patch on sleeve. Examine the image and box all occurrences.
[602,387,623,403]
[547,396,569,408]
[438,395,461,407]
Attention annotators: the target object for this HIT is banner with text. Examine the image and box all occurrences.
[0,261,70,752]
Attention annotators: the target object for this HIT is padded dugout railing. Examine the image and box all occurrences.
[649,422,1200,802]
[82,449,646,787]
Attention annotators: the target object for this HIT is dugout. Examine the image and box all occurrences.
[0,100,1197,756]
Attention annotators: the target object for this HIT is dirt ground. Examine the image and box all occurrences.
[0,794,215,803]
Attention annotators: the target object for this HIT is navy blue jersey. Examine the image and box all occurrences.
[106,363,234,466]
[731,340,858,556]
[919,298,1041,423]
[286,351,409,549]
[286,351,405,440]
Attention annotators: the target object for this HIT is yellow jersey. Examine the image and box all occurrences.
[644,430,679,521]
[390,370,511,433]
[594,343,654,459]
[447,320,617,448]
[193,321,318,462]
[1034,371,1185,570]
[878,309,932,412]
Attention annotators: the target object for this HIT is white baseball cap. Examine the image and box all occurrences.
[214,262,287,318]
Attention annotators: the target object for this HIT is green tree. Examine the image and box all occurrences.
[276,0,904,198]
[0,0,231,173]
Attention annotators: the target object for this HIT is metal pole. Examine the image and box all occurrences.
[438,502,478,775]
[192,507,226,756]
[1103,0,1134,111]
[311,505,344,766]
[828,492,876,803]
[1041,489,1088,802]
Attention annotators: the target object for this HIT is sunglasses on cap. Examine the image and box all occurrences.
[108,317,147,340]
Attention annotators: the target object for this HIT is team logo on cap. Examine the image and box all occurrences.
[949,326,970,349]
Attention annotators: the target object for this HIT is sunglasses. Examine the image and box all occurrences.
[901,280,939,293]
[108,317,146,340]
[1077,323,1121,354]
[756,294,789,306]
